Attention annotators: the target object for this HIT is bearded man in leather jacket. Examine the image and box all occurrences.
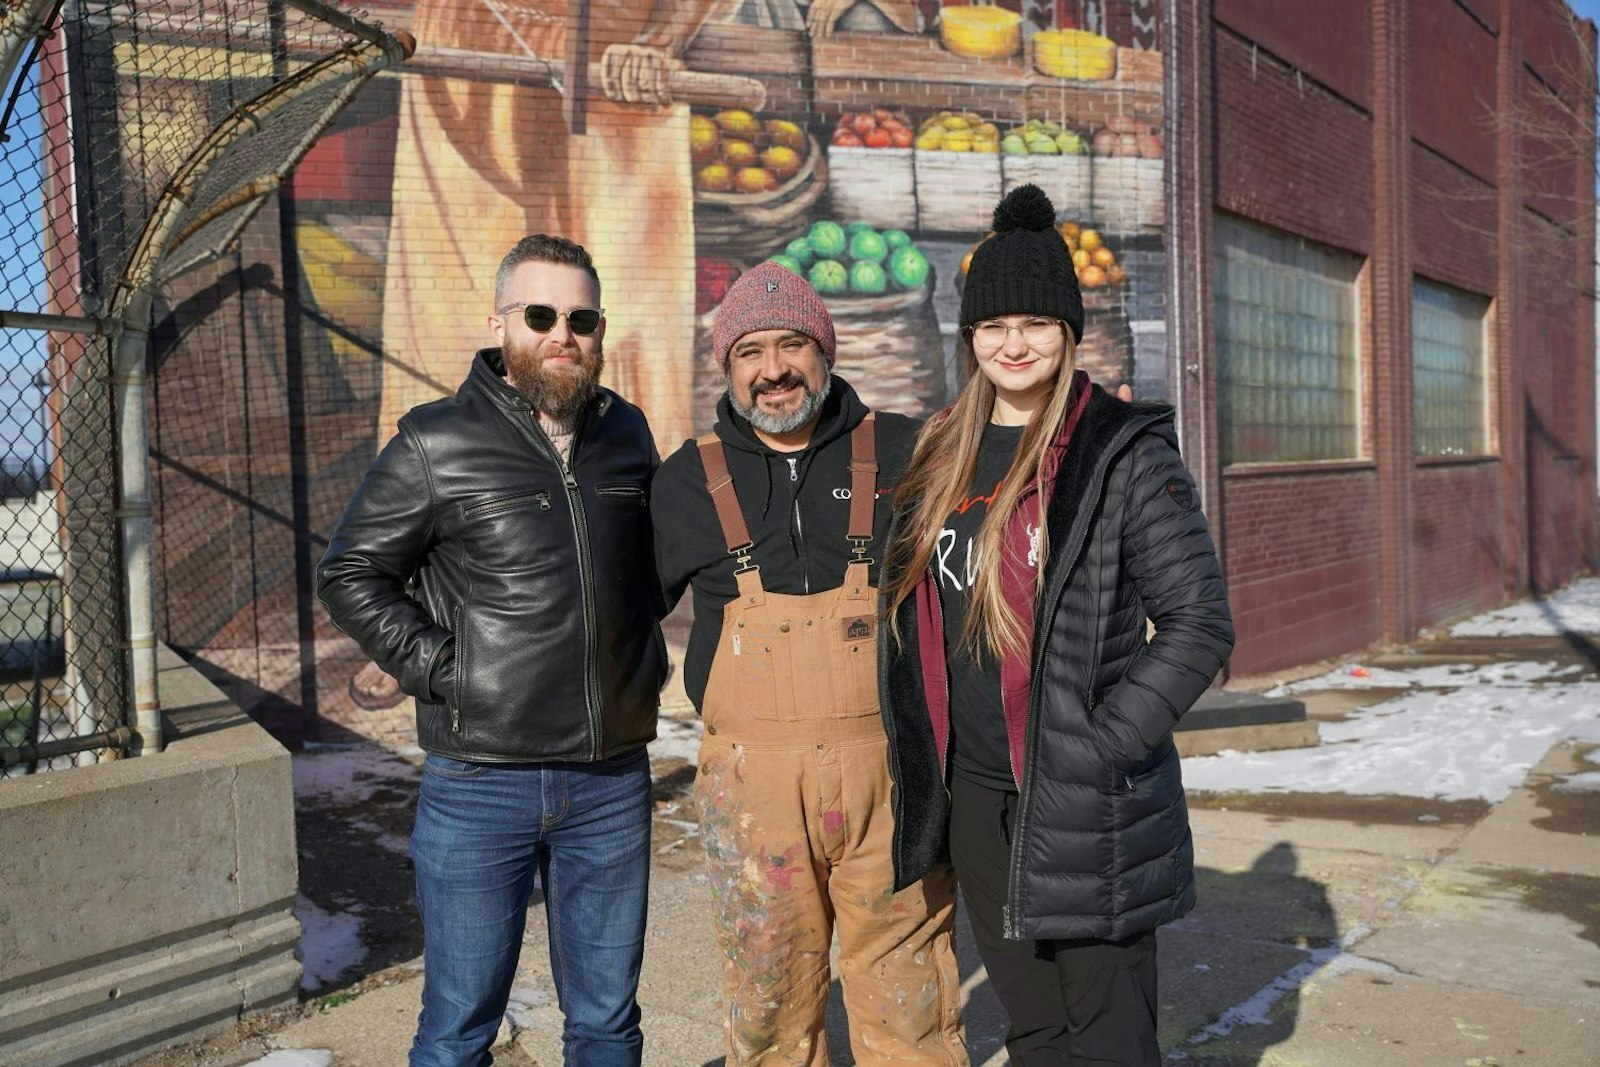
[318,234,666,1067]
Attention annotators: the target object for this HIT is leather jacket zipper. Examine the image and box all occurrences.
[596,484,644,501]
[524,413,603,760]
[463,489,551,518]
[450,606,464,733]
[1004,411,1166,940]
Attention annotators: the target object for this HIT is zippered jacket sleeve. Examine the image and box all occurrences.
[1092,432,1235,773]
[317,424,454,703]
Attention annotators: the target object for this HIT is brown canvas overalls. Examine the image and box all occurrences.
[691,416,966,1066]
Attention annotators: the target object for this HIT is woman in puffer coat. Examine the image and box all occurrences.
[879,184,1235,1066]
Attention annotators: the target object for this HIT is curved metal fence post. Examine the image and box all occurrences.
[112,288,160,754]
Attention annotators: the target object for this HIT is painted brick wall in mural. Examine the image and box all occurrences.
[131,0,1166,740]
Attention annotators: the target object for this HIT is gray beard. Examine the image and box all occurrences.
[729,369,832,435]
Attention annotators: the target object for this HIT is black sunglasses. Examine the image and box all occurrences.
[500,302,605,335]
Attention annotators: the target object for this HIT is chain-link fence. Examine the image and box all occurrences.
[0,0,407,776]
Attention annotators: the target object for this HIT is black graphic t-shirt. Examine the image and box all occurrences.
[936,422,1026,791]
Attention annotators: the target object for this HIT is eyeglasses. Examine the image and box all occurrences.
[498,303,605,335]
[966,318,1064,350]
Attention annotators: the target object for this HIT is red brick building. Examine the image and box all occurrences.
[1168,0,1598,676]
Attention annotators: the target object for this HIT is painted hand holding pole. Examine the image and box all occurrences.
[404,43,767,111]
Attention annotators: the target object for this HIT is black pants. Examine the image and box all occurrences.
[948,775,1160,1067]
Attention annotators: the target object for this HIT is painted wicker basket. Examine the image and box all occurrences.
[694,133,828,259]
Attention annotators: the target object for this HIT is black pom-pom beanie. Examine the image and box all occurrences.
[960,183,1084,342]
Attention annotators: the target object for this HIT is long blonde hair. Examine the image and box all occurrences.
[885,327,1079,663]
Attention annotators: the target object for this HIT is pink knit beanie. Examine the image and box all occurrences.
[711,261,838,371]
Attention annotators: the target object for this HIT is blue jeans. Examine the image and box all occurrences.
[409,747,652,1067]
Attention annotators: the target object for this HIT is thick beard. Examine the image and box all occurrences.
[728,366,832,435]
[504,336,604,423]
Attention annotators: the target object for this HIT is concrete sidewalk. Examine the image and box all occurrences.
[132,629,1600,1067]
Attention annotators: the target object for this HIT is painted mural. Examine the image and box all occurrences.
[132,0,1168,738]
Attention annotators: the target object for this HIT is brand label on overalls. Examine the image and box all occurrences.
[732,633,742,655]
[843,617,873,641]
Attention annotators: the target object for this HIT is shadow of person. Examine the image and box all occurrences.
[1163,841,1341,1065]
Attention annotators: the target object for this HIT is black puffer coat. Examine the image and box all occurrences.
[882,387,1235,940]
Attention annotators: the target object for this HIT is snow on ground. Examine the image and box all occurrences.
[651,715,703,764]
[1449,577,1600,637]
[1183,682,1600,803]
[293,893,366,992]
[1267,660,1582,695]
[240,1053,333,1067]
[292,743,420,803]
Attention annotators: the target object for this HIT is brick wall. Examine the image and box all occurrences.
[1220,467,1384,675]
[1410,142,1496,295]
[1413,461,1505,626]
[1212,23,1373,256]
[1213,0,1371,108]
[1408,0,1498,184]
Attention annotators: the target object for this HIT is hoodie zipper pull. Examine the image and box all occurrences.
[786,457,799,483]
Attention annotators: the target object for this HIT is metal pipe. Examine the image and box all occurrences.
[112,289,162,755]
[282,0,406,52]
[0,308,107,334]
[2,725,136,770]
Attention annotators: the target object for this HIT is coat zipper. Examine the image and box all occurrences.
[929,569,953,800]
[786,456,810,594]
[450,605,463,733]
[1003,411,1168,940]
[525,412,603,760]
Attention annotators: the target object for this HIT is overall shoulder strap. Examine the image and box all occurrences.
[847,412,878,547]
[696,435,753,556]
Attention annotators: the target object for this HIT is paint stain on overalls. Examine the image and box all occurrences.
[691,417,966,1066]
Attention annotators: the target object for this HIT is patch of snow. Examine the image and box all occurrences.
[505,984,554,1029]
[243,1053,333,1067]
[1569,720,1600,746]
[1266,660,1580,696]
[1553,771,1600,794]
[242,1054,333,1067]
[293,745,419,803]
[294,894,366,992]
[1184,683,1600,803]
[1449,578,1600,637]
[651,716,703,765]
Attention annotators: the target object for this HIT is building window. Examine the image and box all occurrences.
[1412,278,1489,457]
[1214,214,1362,465]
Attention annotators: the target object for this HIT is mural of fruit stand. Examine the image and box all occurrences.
[800,11,1169,400]
[692,108,948,429]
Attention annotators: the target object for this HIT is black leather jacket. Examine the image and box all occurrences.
[317,349,667,762]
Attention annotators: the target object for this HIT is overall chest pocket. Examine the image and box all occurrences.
[828,607,880,718]
[721,615,798,722]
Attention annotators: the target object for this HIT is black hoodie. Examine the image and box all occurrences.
[653,377,921,710]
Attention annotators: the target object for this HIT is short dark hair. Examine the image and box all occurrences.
[495,234,600,308]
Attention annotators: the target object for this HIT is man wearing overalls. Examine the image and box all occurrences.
[654,261,967,1065]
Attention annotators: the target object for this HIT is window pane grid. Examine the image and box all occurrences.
[1214,215,1362,464]
[1413,279,1488,457]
